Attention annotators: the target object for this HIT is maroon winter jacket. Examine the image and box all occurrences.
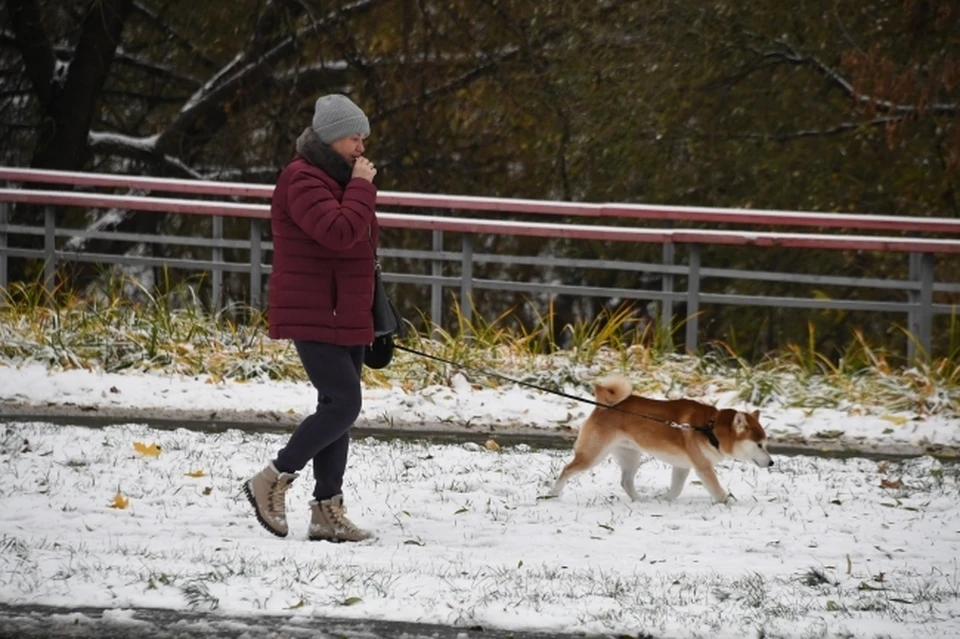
[267,156,379,345]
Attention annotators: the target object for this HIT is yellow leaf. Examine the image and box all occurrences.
[108,493,129,509]
[881,415,908,426]
[484,439,501,451]
[133,442,161,457]
[184,469,206,478]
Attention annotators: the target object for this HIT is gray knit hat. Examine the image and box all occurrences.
[311,94,370,145]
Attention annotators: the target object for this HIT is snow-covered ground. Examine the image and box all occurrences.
[1,363,959,638]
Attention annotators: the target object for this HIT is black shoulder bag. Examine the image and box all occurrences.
[366,227,404,368]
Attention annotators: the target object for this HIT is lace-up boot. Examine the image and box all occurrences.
[243,462,298,537]
[308,495,372,542]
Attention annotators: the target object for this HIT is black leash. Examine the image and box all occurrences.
[392,342,720,448]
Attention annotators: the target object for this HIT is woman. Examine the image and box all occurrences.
[244,94,378,542]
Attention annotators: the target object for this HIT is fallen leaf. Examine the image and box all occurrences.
[880,478,903,490]
[880,414,908,426]
[815,430,844,440]
[342,596,363,606]
[202,487,213,496]
[108,493,129,509]
[484,439,501,451]
[133,442,161,457]
[184,469,206,478]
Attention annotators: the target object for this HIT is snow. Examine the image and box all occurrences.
[88,131,160,153]
[1,362,959,638]
[63,207,129,251]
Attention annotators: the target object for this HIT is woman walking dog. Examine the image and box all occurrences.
[243,94,379,543]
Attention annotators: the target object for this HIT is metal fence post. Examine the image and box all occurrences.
[0,196,7,292]
[431,229,443,332]
[906,252,920,362]
[212,215,223,311]
[661,240,675,339]
[917,252,934,359]
[685,244,701,353]
[460,233,474,325]
[250,218,262,309]
[44,205,55,295]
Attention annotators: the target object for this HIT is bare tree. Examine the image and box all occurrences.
[6,0,134,170]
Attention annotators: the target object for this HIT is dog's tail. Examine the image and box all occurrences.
[594,375,633,407]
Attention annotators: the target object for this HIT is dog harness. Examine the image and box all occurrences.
[668,416,720,449]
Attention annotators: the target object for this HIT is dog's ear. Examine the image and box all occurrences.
[733,412,748,432]
[751,409,760,419]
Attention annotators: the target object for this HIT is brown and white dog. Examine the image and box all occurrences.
[551,376,773,503]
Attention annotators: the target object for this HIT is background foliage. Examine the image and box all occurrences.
[2,0,958,360]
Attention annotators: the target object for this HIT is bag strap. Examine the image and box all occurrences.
[367,225,382,271]
[367,225,378,257]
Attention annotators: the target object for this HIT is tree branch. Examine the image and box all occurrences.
[738,116,906,142]
[749,38,958,116]
[113,48,203,88]
[87,131,206,179]
[154,0,387,158]
[375,45,521,121]
[131,0,219,73]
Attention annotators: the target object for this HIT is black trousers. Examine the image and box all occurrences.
[273,341,364,501]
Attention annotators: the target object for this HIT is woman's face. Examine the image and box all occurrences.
[329,134,366,165]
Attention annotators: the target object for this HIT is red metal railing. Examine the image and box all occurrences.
[2,165,960,235]
[1,166,957,358]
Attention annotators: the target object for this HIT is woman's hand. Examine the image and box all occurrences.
[352,157,377,183]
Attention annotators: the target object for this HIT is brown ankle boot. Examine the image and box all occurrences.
[308,495,373,542]
[243,462,298,537]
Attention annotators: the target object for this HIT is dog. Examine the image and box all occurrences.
[551,376,773,503]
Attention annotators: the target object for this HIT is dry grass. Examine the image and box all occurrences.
[1,277,958,418]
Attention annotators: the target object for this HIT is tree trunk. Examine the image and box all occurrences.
[8,0,135,170]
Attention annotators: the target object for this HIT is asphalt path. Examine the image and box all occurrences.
[2,405,955,461]
[0,603,653,639]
